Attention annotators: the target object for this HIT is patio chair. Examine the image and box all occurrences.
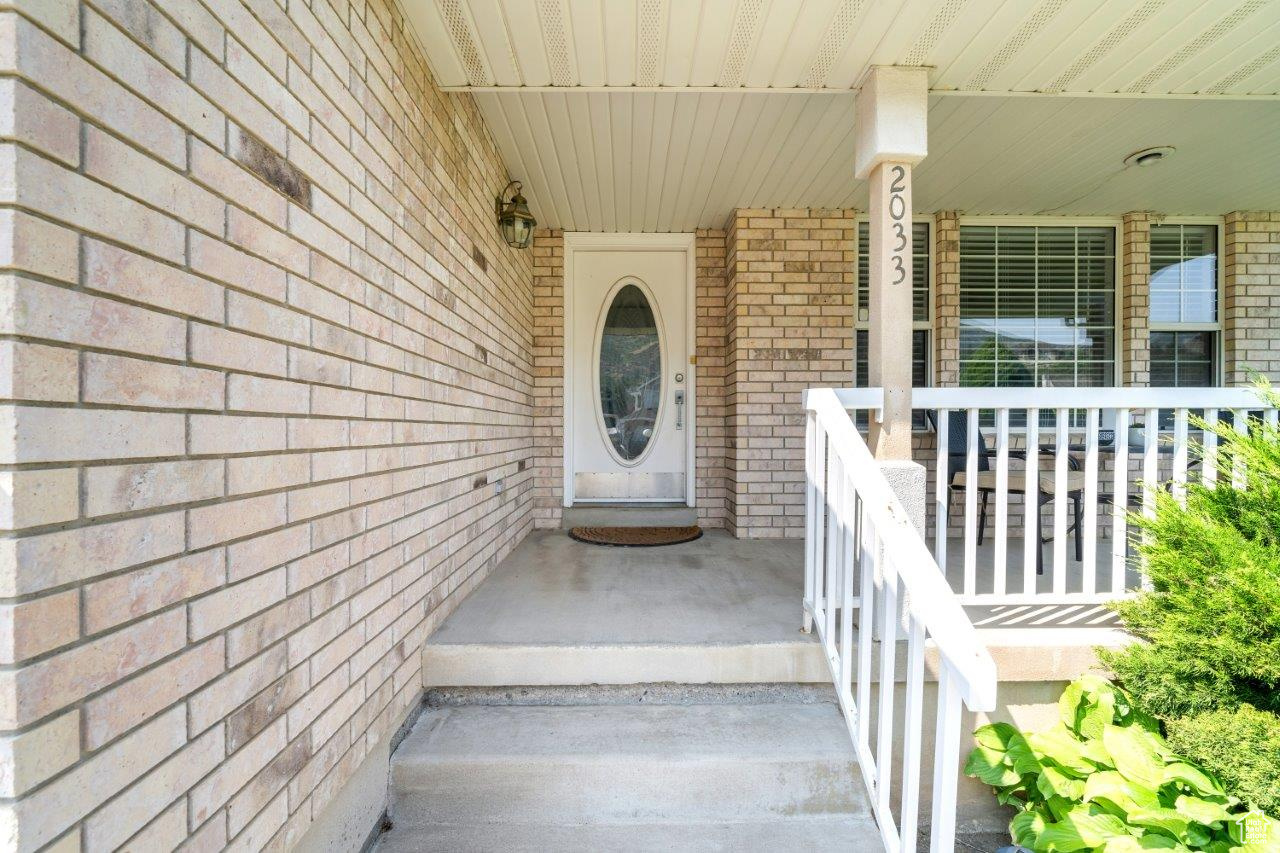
[926,410,1084,568]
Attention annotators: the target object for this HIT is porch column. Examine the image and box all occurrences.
[855,67,928,459]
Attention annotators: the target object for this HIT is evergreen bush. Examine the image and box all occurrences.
[1097,378,1280,814]
[1166,704,1280,817]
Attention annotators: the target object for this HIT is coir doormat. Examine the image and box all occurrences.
[568,525,703,547]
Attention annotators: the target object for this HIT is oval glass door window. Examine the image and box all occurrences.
[599,283,661,462]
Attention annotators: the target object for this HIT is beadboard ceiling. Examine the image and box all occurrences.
[403,0,1280,230]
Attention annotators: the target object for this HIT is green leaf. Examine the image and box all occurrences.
[1173,794,1232,826]
[1030,723,1109,776]
[1162,762,1226,799]
[1084,770,1161,815]
[1127,807,1190,840]
[1039,765,1087,802]
[975,721,1022,752]
[1104,725,1167,790]
[1012,809,1047,847]
[965,745,1021,787]
[1035,806,1132,851]
[1100,835,1186,852]
[1062,675,1122,740]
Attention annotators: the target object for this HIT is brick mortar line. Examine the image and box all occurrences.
[0,458,535,606]
[0,192,532,401]
[0,445,535,543]
[0,489,531,759]
[1,58,534,375]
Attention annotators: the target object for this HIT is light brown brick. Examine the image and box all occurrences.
[83,352,225,409]
[0,467,78,529]
[0,609,186,727]
[83,636,224,751]
[0,589,78,664]
[83,549,225,634]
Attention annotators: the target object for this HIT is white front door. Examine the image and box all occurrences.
[567,237,692,503]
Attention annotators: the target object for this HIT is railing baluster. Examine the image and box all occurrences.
[993,408,1009,598]
[803,412,817,632]
[825,457,841,647]
[899,611,925,853]
[814,428,829,625]
[856,514,875,757]
[1023,408,1039,595]
[1233,409,1248,489]
[839,485,855,707]
[875,568,898,825]
[1203,408,1219,486]
[1141,407,1158,589]
[1052,408,1068,596]
[934,409,949,573]
[928,666,962,853]
[1111,408,1130,594]
[1082,408,1099,597]
[1172,408,1189,507]
[963,408,979,597]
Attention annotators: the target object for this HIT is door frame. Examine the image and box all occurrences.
[562,232,697,508]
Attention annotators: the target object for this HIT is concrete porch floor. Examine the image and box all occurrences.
[432,530,804,647]
[423,529,1129,689]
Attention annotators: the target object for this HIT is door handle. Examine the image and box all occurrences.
[674,390,686,430]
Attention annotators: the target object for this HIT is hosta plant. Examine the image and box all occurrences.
[965,676,1279,852]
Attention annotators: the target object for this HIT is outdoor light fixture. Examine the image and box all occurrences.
[1124,146,1175,168]
[496,180,536,249]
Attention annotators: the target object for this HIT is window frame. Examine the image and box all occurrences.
[852,213,935,387]
[955,215,1124,389]
[1148,216,1225,387]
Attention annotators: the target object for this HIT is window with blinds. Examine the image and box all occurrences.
[854,221,931,428]
[1150,223,1218,387]
[958,225,1116,388]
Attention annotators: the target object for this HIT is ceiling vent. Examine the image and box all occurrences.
[1123,146,1175,168]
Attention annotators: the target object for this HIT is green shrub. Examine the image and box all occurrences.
[1166,705,1280,816]
[1098,381,1280,719]
[965,676,1278,852]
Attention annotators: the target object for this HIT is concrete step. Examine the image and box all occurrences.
[374,817,880,852]
[561,502,697,528]
[389,702,871,828]
[422,639,827,687]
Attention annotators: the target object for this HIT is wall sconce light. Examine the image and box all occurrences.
[496,180,536,249]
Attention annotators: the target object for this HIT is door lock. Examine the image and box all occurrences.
[674,390,686,430]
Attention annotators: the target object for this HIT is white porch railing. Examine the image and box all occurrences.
[836,387,1278,605]
[803,388,998,853]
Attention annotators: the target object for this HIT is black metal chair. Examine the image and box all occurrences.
[927,410,1084,570]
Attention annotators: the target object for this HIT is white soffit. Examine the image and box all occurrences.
[407,0,1280,95]
[465,92,1280,230]
[402,1,1280,230]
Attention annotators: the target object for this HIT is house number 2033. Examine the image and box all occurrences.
[888,165,908,287]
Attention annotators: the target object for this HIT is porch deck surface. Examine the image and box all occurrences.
[431,529,1127,652]
[432,530,805,646]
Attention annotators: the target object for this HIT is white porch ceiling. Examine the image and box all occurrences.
[408,0,1280,95]
[403,1,1280,230]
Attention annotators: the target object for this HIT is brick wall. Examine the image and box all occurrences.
[933,212,961,386]
[725,209,856,537]
[0,2,534,850]
[694,230,729,526]
[1225,211,1280,384]
[1121,212,1152,386]
[531,229,564,528]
